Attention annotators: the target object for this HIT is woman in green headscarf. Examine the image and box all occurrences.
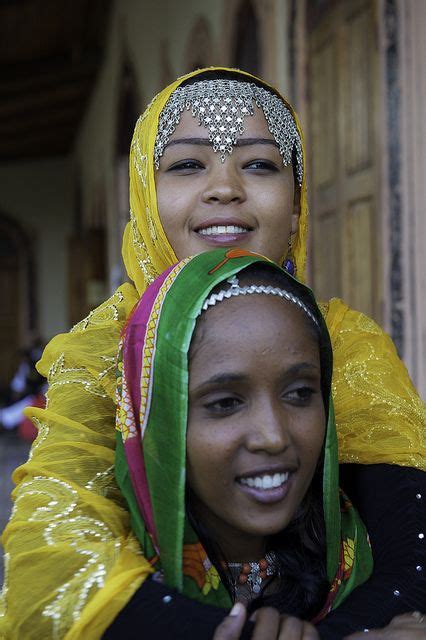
[109,248,372,639]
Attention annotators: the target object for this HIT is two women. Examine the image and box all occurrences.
[1,68,424,639]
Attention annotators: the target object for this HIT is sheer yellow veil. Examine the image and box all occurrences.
[123,67,309,294]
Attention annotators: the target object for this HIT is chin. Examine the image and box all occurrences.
[243,518,292,538]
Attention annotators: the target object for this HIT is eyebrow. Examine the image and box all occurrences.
[191,373,249,392]
[166,137,279,149]
[192,363,320,392]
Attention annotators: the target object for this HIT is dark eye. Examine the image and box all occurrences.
[167,159,204,173]
[204,396,243,415]
[244,159,279,172]
[284,386,316,405]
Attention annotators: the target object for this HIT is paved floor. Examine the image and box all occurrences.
[0,432,31,586]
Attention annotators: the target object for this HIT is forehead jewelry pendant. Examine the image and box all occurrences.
[154,79,303,185]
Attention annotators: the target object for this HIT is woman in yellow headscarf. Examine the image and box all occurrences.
[0,68,424,640]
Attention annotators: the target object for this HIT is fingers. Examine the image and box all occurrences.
[212,603,247,640]
[301,621,321,640]
[276,616,319,640]
[346,632,425,639]
[345,611,426,639]
[389,611,426,627]
[251,607,281,640]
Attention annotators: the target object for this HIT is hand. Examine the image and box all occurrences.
[345,612,426,639]
[213,603,319,640]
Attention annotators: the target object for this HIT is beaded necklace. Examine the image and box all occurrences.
[225,551,278,596]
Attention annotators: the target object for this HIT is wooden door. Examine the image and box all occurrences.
[308,0,381,321]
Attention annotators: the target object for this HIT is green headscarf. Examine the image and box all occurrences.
[115,248,372,619]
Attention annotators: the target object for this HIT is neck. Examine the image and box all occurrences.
[189,501,267,563]
[218,533,267,563]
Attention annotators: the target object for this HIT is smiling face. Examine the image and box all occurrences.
[155,107,300,263]
[186,291,325,561]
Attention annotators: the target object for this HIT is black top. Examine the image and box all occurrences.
[103,464,426,639]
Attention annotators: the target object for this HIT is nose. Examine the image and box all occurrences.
[202,161,246,205]
[245,398,291,455]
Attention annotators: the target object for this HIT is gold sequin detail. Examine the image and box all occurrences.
[70,291,124,333]
[42,516,120,637]
[47,353,115,399]
[10,475,120,639]
[28,418,50,460]
[327,303,426,468]
[318,301,330,318]
[131,135,148,188]
[130,209,158,284]
[0,553,10,620]
[146,205,157,242]
[84,465,124,505]
[13,476,78,522]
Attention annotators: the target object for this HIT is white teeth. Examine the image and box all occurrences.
[240,472,289,490]
[198,225,248,236]
[272,473,281,487]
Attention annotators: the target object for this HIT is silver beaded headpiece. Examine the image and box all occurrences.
[201,275,319,328]
[154,79,303,186]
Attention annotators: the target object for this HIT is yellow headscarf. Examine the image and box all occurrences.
[123,67,309,293]
[1,67,424,640]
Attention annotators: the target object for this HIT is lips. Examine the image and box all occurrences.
[193,217,253,242]
[236,467,295,505]
[198,224,248,236]
[239,472,289,489]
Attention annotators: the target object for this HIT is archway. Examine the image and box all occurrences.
[232,0,261,75]
[184,17,214,72]
[0,214,36,390]
[114,59,140,288]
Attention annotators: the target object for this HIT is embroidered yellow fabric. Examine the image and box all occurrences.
[1,68,424,640]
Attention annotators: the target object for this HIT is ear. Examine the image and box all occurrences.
[291,186,301,235]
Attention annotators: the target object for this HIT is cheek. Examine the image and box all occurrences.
[300,417,326,470]
[186,427,215,489]
[156,178,186,228]
[186,425,235,489]
[255,183,295,236]
[272,186,294,222]
[155,183,170,229]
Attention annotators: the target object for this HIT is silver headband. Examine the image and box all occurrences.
[154,79,303,185]
[201,275,319,328]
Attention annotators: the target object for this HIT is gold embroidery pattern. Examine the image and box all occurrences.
[43,515,120,638]
[70,291,124,333]
[139,258,191,437]
[10,476,120,639]
[318,301,329,318]
[331,311,426,467]
[0,553,10,619]
[116,363,138,442]
[47,353,115,399]
[85,464,113,494]
[134,94,157,130]
[131,136,148,188]
[146,205,157,242]
[130,209,158,285]
[85,465,124,505]
[28,418,50,460]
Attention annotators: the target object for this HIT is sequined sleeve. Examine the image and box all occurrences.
[0,284,152,640]
[320,298,425,469]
